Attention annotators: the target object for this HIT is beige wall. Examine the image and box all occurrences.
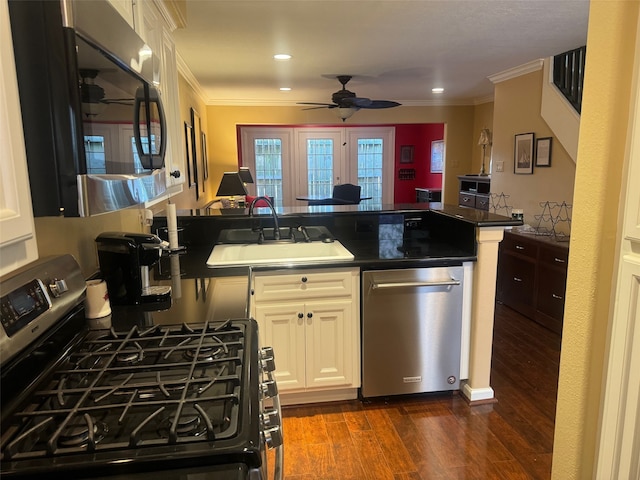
[491,69,576,231]
[552,1,639,478]
[34,209,142,279]
[204,104,476,205]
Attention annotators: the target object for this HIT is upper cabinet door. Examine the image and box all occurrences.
[0,0,38,275]
[106,0,135,28]
[137,1,185,188]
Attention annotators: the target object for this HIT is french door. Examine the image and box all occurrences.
[240,126,394,207]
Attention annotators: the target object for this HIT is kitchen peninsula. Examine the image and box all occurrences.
[152,203,519,405]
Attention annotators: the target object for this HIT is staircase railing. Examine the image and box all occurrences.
[553,46,586,114]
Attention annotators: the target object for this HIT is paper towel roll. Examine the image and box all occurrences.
[85,279,111,319]
[167,202,179,249]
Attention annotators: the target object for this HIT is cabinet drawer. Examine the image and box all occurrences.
[475,194,490,211]
[538,245,569,268]
[253,268,355,302]
[458,193,476,207]
[501,232,537,259]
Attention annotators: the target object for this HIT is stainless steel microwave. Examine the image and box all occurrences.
[8,0,168,217]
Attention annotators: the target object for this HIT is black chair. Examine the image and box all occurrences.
[332,184,362,204]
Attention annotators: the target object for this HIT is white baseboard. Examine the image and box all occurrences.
[279,388,359,406]
[460,381,495,404]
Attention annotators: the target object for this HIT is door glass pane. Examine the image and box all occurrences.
[307,138,333,197]
[357,138,383,203]
[255,138,283,208]
[85,135,106,174]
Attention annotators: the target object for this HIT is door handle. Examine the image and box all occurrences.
[371,279,460,289]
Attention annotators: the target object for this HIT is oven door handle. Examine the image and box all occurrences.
[371,279,461,289]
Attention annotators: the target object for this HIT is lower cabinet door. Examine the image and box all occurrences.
[254,303,306,391]
[499,252,536,318]
[305,300,353,388]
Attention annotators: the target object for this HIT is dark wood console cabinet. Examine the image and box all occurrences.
[496,230,569,334]
[458,175,490,210]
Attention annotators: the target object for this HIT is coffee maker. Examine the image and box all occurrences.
[95,232,171,305]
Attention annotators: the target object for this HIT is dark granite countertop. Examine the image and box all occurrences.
[152,203,517,279]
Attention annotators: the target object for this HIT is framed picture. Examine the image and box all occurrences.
[536,137,553,167]
[400,145,414,164]
[184,122,195,188]
[190,107,202,199]
[201,132,209,180]
[430,140,444,173]
[514,132,534,174]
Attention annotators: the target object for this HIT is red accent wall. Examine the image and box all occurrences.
[394,124,444,204]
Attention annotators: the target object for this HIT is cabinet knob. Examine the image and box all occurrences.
[552,294,564,300]
[301,276,308,283]
[298,312,304,319]
[307,312,313,318]
[554,257,566,263]
[170,170,181,178]
[515,245,525,250]
[513,277,523,282]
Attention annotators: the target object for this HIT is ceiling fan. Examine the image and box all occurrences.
[79,69,133,116]
[297,75,401,121]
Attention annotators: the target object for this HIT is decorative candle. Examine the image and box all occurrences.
[167,202,179,249]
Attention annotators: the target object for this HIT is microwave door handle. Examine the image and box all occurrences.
[151,86,167,167]
[134,86,166,170]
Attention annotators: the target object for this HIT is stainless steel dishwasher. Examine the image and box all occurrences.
[361,266,464,398]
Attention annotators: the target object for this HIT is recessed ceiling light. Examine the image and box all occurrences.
[432,87,444,94]
[280,87,291,91]
[273,54,291,60]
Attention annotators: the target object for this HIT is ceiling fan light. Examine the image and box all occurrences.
[337,107,358,121]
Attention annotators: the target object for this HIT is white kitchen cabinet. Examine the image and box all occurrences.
[136,1,185,191]
[250,268,360,404]
[106,0,135,28]
[0,0,37,276]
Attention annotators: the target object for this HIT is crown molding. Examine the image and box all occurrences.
[488,59,544,84]
[176,53,208,105]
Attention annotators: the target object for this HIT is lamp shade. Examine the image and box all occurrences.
[478,128,491,146]
[238,167,254,184]
[216,172,247,196]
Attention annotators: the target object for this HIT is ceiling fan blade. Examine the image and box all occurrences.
[342,97,373,108]
[360,100,402,109]
[297,102,336,107]
[301,106,334,111]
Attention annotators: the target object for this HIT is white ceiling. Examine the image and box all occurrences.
[171,0,590,107]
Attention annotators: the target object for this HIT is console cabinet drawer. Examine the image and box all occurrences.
[497,231,569,334]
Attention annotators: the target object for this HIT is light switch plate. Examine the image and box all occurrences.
[496,161,504,172]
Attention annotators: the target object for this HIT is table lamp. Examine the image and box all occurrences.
[216,172,247,208]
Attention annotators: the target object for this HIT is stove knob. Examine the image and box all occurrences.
[49,278,69,297]
[260,379,278,399]
[262,425,283,449]
[260,408,280,427]
[259,346,276,372]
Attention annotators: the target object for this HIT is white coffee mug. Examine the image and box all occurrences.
[85,279,112,319]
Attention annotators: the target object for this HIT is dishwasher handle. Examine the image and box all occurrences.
[371,278,461,289]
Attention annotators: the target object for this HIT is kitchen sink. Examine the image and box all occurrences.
[216,226,333,244]
[206,240,355,267]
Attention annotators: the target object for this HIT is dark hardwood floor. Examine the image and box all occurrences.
[267,303,562,479]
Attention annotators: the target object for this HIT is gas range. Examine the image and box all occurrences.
[0,255,282,479]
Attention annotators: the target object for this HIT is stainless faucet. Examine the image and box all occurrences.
[248,196,280,240]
